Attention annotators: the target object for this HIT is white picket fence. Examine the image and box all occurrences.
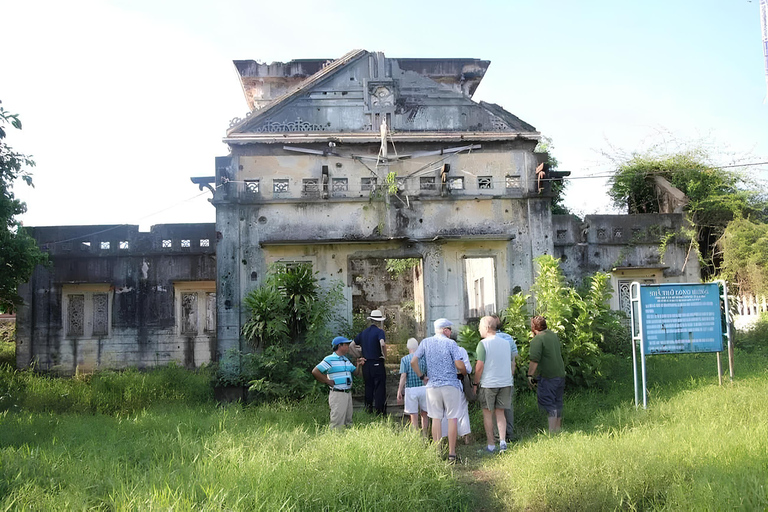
[734,294,767,330]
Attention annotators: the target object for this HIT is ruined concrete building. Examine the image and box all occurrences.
[16,50,699,373]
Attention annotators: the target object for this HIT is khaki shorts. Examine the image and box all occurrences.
[478,385,512,410]
[425,385,462,419]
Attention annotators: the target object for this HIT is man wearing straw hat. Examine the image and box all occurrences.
[353,309,388,414]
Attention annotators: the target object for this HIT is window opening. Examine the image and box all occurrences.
[67,294,85,336]
[181,239,191,248]
[478,176,493,189]
[332,178,348,192]
[245,179,260,193]
[361,177,377,191]
[464,257,496,317]
[119,241,129,250]
[505,175,521,188]
[448,177,464,190]
[100,241,110,250]
[273,179,289,193]
[92,293,109,336]
[200,239,210,247]
[162,240,172,248]
[420,177,436,190]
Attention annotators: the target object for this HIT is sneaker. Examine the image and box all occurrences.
[477,446,496,455]
[447,454,458,465]
[499,441,508,453]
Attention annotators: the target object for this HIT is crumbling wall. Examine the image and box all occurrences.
[15,224,217,373]
[553,213,700,282]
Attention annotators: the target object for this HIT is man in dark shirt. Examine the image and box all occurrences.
[353,309,387,414]
[527,315,566,433]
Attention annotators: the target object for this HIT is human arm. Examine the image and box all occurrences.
[311,366,334,388]
[397,373,407,404]
[527,361,538,389]
[410,355,427,381]
[353,357,365,376]
[474,360,485,388]
[380,339,387,359]
[473,340,486,388]
[511,355,516,378]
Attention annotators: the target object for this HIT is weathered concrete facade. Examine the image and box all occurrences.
[16,224,217,372]
[213,50,552,355]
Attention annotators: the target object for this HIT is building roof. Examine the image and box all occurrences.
[225,50,538,144]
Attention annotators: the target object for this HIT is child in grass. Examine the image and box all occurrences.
[312,336,365,429]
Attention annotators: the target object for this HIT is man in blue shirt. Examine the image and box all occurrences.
[312,336,365,429]
[411,318,467,464]
[353,309,387,414]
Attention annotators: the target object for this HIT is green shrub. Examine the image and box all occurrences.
[238,264,351,403]
[503,256,626,388]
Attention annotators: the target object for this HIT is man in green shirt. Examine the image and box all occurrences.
[527,316,565,433]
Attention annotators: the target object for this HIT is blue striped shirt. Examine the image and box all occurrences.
[315,353,356,391]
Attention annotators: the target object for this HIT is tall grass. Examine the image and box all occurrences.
[486,347,768,511]
[0,363,214,414]
[0,329,765,511]
[0,401,471,510]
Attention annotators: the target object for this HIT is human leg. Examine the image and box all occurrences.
[372,362,387,414]
[441,386,462,457]
[419,411,430,437]
[328,392,346,429]
[481,407,495,447]
[425,387,445,443]
[447,418,458,457]
[495,408,507,444]
[504,404,514,440]
[344,393,354,427]
[362,363,374,412]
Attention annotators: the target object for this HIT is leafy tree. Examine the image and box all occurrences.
[0,102,47,313]
[608,150,767,278]
[718,217,768,296]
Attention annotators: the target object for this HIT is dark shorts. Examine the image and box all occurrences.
[537,376,565,418]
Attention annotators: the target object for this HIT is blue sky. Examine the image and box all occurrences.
[3,0,767,228]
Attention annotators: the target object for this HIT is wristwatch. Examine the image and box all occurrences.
[419,374,426,380]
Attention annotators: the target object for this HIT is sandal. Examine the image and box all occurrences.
[447,454,457,464]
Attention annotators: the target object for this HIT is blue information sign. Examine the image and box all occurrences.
[639,283,724,354]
